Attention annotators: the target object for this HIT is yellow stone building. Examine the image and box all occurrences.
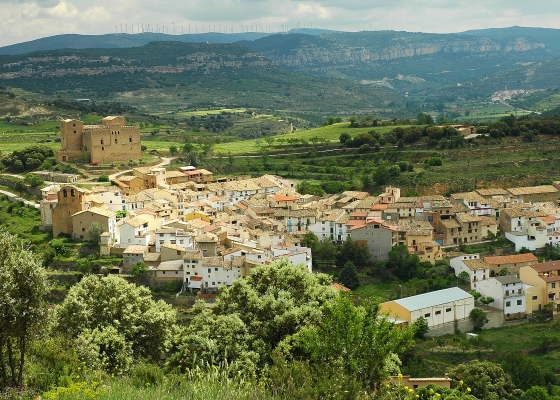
[55,116,141,164]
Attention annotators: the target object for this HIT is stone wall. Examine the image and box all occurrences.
[426,318,475,337]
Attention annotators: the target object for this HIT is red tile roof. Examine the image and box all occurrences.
[484,253,537,265]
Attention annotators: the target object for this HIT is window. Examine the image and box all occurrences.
[129,137,132,143]
[424,313,430,318]
[100,139,104,144]
[532,295,538,300]
[114,138,117,144]
[506,301,511,307]
[553,283,557,289]
[446,308,452,312]
[215,268,218,271]
[517,300,522,305]
[435,310,441,315]
[81,228,85,232]
[208,268,211,273]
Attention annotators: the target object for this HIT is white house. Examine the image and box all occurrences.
[118,215,152,247]
[154,228,195,252]
[476,275,526,319]
[450,254,490,290]
[96,190,126,212]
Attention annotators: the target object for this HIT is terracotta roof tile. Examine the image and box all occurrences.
[484,253,537,265]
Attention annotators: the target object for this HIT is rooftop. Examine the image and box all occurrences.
[484,253,537,265]
[390,287,473,311]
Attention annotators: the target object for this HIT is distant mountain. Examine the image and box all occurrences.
[0,29,336,56]
[241,30,552,91]
[462,26,560,55]
[0,41,403,116]
[427,56,560,100]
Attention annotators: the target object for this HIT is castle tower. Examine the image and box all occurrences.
[60,119,84,152]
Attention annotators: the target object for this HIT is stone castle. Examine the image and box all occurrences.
[55,116,141,164]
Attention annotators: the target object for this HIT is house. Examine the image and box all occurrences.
[483,253,538,276]
[273,209,317,233]
[113,175,144,195]
[122,244,148,271]
[308,209,349,242]
[155,260,184,281]
[133,167,167,189]
[436,213,484,246]
[500,207,547,251]
[396,219,442,264]
[477,275,526,319]
[154,228,194,252]
[519,261,560,316]
[349,219,396,262]
[451,191,498,217]
[95,189,126,212]
[71,207,117,241]
[118,215,152,247]
[507,185,560,204]
[379,287,475,332]
[450,254,489,290]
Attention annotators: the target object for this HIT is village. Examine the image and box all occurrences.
[29,115,560,339]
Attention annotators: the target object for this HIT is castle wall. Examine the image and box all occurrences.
[55,116,141,164]
[84,125,141,164]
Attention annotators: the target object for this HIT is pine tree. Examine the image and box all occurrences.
[339,261,360,290]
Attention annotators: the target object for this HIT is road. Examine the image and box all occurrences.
[108,157,176,181]
[0,189,40,209]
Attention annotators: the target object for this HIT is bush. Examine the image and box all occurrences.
[98,175,110,182]
[425,157,443,167]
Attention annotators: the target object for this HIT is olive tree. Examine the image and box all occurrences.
[169,259,336,372]
[87,221,106,243]
[55,275,175,372]
[449,360,519,400]
[294,294,415,390]
[0,230,49,389]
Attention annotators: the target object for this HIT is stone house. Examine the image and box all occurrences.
[71,207,117,241]
[349,219,396,262]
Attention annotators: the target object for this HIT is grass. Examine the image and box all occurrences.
[0,195,51,246]
[353,282,396,302]
[214,123,414,154]
[170,108,247,117]
[408,318,560,377]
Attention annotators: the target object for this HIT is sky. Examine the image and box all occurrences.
[2,0,560,47]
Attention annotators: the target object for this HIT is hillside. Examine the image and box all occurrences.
[0,29,337,56]
[0,42,403,118]
[429,56,560,100]
[241,30,552,91]
[462,26,560,55]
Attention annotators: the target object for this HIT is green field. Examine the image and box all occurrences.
[214,123,409,154]
[170,108,247,117]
